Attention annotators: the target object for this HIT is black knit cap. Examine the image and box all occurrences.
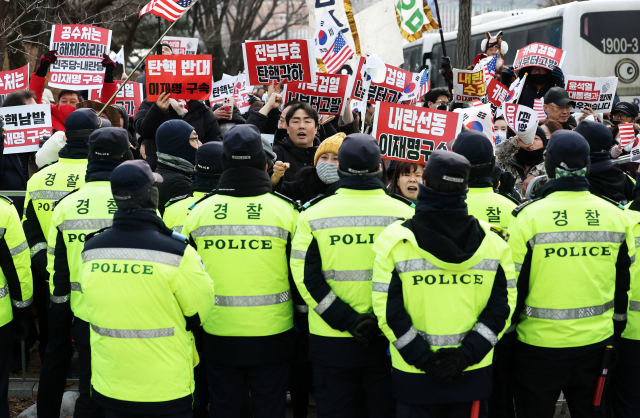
[545,130,590,175]
[88,127,130,159]
[425,150,470,184]
[338,133,381,174]
[196,142,224,174]
[221,124,266,171]
[451,130,495,178]
[575,119,613,152]
[111,160,163,201]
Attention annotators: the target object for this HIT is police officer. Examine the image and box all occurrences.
[508,131,634,418]
[452,130,518,229]
[39,127,132,418]
[182,124,299,418]
[1,193,33,418]
[290,134,414,418]
[163,141,223,234]
[22,108,102,359]
[81,160,214,418]
[370,151,515,418]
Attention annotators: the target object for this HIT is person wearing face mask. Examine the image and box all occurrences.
[495,126,548,197]
[271,133,346,205]
[80,160,214,418]
[422,88,451,110]
[493,116,510,145]
[501,64,565,111]
[155,120,202,214]
[389,162,425,204]
[41,128,134,418]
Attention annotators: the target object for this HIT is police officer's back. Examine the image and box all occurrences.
[452,130,518,229]
[291,134,414,418]
[163,142,223,234]
[371,151,515,418]
[81,160,214,416]
[508,131,634,418]
[182,124,299,418]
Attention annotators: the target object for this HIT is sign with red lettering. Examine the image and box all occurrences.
[348,56,414,104]
[145,55,212,101]
[87,81,144,117]
[564,75,617,112]
[371,102,461,164]
[161,36,198,55]
[1,104,53,154]
[283,73,349,116]
[48,25,112,89]
[513,42,566,72]
[453,68,487,102]
[242,40,315,85]
[487,78,509,107]
[0,65,29,105]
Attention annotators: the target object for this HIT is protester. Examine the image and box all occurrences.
[422,87,451,110]
[136,42,174,98]
[495,126,548,197]
[245,89,282,134]
[154,120,201,213]
[610,101,639,126]
[493,116,511,145]
[388,162,424,203]
[475,31,508,69]
[542,87,577,129]
[538,119,563,139]
[501,65,565,110]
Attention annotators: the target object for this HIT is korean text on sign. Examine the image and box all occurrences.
[370,101,462,164]
[348,56,413,105]
[283,73,349,116]
[564,76,617,112]
[0,64,29,106]
[209,77,236,106]
[242,40,316,85]
[87,81,144,117]
[513,42,566,72]
[1,104,53,155]
[487,79,509,107]
[453,68,487,102]
[146,55,212,101]
[48,25,112,89]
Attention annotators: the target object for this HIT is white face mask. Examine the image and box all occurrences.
[316,161,340,184]
[495,130,507,144]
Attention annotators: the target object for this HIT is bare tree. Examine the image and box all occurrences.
[456,0,472,70]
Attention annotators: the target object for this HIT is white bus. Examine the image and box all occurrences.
[402,1,640,106]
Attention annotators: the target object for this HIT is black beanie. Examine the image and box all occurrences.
[196,142,224,174]
[452,130,495,178]
[64,108,102,142]
[156,120,197,165]
[575,120,613,152]
[221,125,267,171]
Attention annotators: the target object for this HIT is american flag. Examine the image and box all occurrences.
[322,32,354,74]
[533,98,546,120]
[417,68,429,99]
[483,53,498,84]
[619,123,636,148]
[139,0,194,22]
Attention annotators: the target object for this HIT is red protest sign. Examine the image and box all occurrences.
[283,73,349,116]
[453,68,487,102]
[87,81,144,117]
[513,42,566,72]
[0,65,29,105]
[145,55,212,101]
[49,25,112,89]
[349,56,414,104]
[0,104,53,154]
[242,40,315,85]
[371,102,461,164]
[487,78,509,107]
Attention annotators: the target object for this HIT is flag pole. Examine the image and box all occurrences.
[98,1,199,117]
[432,0,454,94]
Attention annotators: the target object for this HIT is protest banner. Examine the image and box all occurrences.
[49,24,112,89]
[503,103,538,144]
[630,134,640,163]
[242,40,315,85]
[513,42,566,72]
[453,68,487,102]
[1,104,52,154]
[234,74,252,114]
[209,77,236,106]
[371,101,462,164]
[487,78,509,107]
[283,73,349,116]
[0,65,29,105]
[348,56,413,104]
[87,81,144,117]
[145,55,212,101]
[162,36,198,55]
[564,76,617,112]
[619,123,636,148]
[455,104,495,142]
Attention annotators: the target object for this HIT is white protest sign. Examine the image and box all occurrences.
[455,104,495,142]
[503,103,538,144]
[209,77,236,106]
[162,36,198,55]
[1,104,53,154]
[630,135,640,163]
[564,76,617,113]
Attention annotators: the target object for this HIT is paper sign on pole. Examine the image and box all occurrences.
[348,56,413,104]
[49,25,112,90]
[242,40,316,86]
[503,103,538,144]
[564,76,617,112]
[455,104,495,142]
[1,104,53,154]
[453,68,487,102]
[234,74,253,114]
[371,101,462,164]
[145,55,212,101]
[209,77,236,106]
[282,73,350,116]
[87,81,144,117]
[487,78,510,107]
[0,65,29,105]
[162,36,198,55]
[513,42,566,72]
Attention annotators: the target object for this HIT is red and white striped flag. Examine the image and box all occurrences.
[472,100,484,107]
[139,0,194,22]
[533,98,546,120]
[619,123,636,148]
[322,32,354,74]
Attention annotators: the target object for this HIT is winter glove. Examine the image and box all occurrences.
[12,316,29,341]
[36,50,58,77]
[347,313,378,344]
[611,146,623,158]
[551,65,564,86]
[439,56,453,87]
[435,348,471,380]
[102,53,116,83]
[501,67,515,89]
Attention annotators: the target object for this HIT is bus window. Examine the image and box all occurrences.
[502,29,527,65]
[402,44,422,73]
[547,19,563,48]
[527,26,548,45]
[580,11,640,54]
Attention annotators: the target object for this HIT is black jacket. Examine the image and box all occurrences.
[245,107,280,134]
[588,153,633,203]
[156,164,192,215]
[504,66,564,110]
[0,150,28,218]
[133,100,222,170]
[274,167,328,205]
[272,134,320,183]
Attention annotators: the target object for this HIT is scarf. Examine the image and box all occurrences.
[415,184,468,212]
[157,152,194,174]
[58,140,89,160]
[217,167,272,197]
[85,159,121,182]
[324,174,386,196]
[539,176,590,198]
[515,147,545,167]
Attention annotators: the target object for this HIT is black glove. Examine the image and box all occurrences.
[435,348,471,380]
[551,65,564,85]
[36,50,57,77]
[102,53,116,83]
[12,316,29,341]
[417,351,452,378]
[439,56,453,86]
[347,313,378,344]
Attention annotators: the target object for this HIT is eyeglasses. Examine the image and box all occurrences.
[549,103,571,111]
[189,135,199,141]
[435,100,450,106]
[611,113,630,120]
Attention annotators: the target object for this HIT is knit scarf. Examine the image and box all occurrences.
[157,152,194,174]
